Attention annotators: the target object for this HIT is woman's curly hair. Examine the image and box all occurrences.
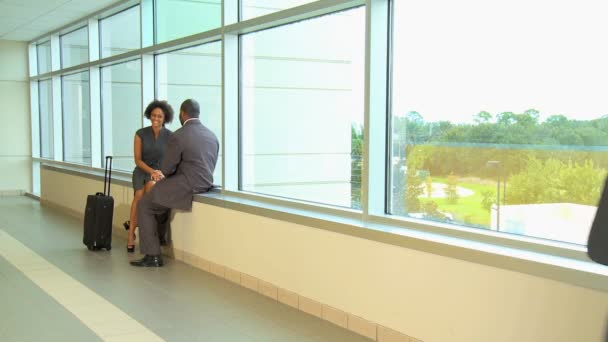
[144,100,174,124]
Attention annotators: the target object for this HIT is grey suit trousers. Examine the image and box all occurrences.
[137,192,170,256]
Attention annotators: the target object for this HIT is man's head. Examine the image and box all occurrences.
[179,99,200,125]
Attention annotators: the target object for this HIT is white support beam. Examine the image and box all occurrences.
[51,76,63,161]
[89,67,102,168]
[363,0,390,217]
[50,34,60,72]
[141,0,154,48]
[29,43,37,77]
[221,33,239,191]
[141,54,154,127]
[30,81,40,159]
[88,18,100,62]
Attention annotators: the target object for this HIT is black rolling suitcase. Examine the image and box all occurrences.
[83,156,114,251]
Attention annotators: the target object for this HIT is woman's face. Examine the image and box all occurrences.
[150,107,165,127]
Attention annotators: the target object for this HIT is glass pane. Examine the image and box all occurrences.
[38,79,54,159]
[156,42,222,185]
[37,41,51,74]
[100,6,141,58]
[101,60,142,171]
[389,0,608,245]
[240,7,365,208]
[241,0,316,21]
[155,0,221,43]
[62,71,91,165]
[61,27,89,68]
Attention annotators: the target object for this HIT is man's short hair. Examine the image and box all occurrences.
[180,99,200,118]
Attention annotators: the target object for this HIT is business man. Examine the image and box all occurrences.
[131,99,219,267]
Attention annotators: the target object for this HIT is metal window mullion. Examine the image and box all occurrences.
[142,54,154,127]
[30,81,40,159]
[88,18,100,62]
[50,34,60,72]
[141,0,154,48]
[88,18,102,167]
[29,43,38,77]
[363,0,390,218]
[224,0,238,26]
[51,76,63,161]
[90,67,102,168]
[222,33,239,191]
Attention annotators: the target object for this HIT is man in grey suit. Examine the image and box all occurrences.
[131,99,219,267]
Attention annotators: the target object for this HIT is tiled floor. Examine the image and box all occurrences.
[0,196,369,341]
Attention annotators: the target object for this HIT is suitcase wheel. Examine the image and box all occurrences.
[106,246,111,251]
[87,245,95,251]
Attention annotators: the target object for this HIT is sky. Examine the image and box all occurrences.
[391,0,608,124]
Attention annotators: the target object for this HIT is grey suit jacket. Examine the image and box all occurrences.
[151,119,219,210]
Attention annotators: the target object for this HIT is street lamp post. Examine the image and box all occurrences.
[486,161,501,231]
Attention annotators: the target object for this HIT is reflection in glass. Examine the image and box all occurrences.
[240,8,365,208]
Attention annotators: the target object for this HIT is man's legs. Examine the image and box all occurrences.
[131,192,169,266]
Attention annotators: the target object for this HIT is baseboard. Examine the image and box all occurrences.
[171,251,421,342]
[24,192,40,200]
[0,190,25,197]
[39,199,420,342]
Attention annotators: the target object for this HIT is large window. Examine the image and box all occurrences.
[389,0,608,245]
[101,60,142,171]
[62,71,91,165]
[100,6,141,58]
[38,80,53,159]
[240,0,317,21]
[61,27,89,68]
[156,42,222,185]
[240,8,365,208]
[37,41,51,74]
[155,0,221,43]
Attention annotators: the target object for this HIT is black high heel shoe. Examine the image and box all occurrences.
[127,244,135,253]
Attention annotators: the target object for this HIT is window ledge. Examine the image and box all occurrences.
[41,162,608,293]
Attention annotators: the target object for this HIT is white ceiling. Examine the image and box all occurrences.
[0,0,126,41]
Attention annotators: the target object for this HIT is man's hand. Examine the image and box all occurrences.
[151,170,165,182]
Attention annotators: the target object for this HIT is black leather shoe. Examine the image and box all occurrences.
[130,255,164,267]
[127,245,135,253]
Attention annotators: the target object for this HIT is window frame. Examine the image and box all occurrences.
[25,0,598,279]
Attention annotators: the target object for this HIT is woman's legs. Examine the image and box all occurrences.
[127,189,145,247]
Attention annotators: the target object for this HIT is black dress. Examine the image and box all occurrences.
[131,126,172,191]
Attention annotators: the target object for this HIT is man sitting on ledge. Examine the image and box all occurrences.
[131,99,219,267]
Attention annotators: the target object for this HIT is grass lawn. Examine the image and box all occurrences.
[419,176,495,227]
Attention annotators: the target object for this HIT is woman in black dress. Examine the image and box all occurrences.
[125,100,173,252]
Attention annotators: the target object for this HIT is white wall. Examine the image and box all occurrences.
[41,168,608,342]
[0,40,31,193]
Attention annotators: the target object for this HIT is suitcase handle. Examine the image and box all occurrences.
[104,156,113,196]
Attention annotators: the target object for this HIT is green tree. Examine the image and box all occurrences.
[351,124,364,209]
[405,167,423,213]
